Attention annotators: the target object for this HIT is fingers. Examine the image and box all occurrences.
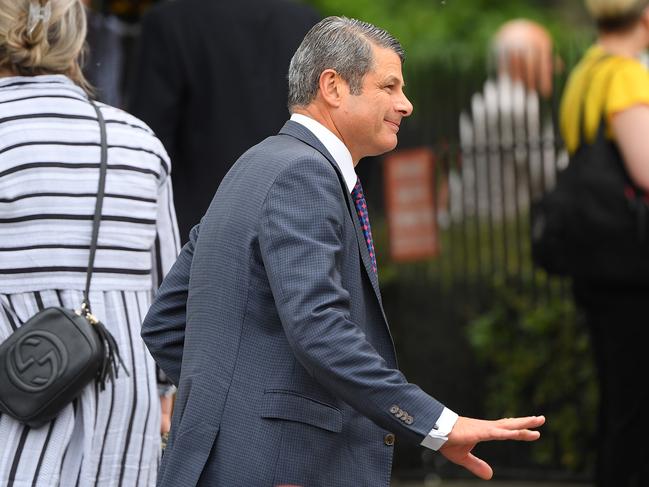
[490,428,541,442]
[448,415,544,446]
[487,415,544,442]
[457,453,493,480]
[160,413,171,435]
[496,415,545,430]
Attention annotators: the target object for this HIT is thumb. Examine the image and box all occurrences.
[457,453,493,480]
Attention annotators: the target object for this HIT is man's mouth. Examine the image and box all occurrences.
[385,120,400,132]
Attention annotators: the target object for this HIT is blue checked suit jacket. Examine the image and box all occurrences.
[141,121,446,486]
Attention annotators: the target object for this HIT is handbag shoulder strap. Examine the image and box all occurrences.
[82,99,108,314]
[575,54,639,188]
[78,100,130,385]
[577,53,618,144]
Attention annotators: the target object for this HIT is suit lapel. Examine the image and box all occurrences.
[279,121,383,305]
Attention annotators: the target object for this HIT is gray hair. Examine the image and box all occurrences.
[287,16,404,111]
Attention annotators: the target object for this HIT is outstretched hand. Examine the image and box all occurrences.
[439,415,545,480]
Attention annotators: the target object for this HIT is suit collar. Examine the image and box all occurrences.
[279,120,339,173]
[289,114,357,193]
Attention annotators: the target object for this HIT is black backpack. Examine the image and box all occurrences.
[531,55,649,283]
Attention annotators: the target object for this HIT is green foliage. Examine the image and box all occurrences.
[372,209,597,473]
[303,0,593,68]
[467,283,597,471]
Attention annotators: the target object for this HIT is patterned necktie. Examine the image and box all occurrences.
[352,178,377,275]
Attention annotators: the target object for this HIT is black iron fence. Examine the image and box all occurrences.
[394,58,570,299]
[377,51,598,481]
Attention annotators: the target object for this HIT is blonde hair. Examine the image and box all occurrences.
[585,0,649,26]
[0,0,90,90]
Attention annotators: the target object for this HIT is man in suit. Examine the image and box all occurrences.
[129,0,320,243]
[141,17,545,486]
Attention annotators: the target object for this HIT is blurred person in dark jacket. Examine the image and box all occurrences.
[82,0,127,107]
[129,0,320,243]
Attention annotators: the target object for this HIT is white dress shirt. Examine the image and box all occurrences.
[290,113,459,450]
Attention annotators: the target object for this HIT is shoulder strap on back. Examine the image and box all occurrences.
[577,53,613,143]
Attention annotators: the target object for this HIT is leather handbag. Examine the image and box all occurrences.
[0,100,127,428]
[531,54,649,283]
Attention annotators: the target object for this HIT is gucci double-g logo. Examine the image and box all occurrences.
[6,331,68,392]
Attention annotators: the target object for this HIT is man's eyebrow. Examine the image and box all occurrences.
[381,75,403,86]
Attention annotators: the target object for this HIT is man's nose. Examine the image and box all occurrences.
[397,91,413,117]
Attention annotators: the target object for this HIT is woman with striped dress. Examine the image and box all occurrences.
[0,1,180,485]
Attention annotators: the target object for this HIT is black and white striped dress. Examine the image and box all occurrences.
[0,75,180,486]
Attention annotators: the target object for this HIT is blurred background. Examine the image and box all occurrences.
[83,1,600,484]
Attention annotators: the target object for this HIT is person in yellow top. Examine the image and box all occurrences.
[559,1,649,486]
[561,43,649,160]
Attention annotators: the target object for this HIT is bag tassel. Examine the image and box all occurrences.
[80,303,130,390]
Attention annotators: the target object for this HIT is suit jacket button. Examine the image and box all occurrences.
[390,405,399,414]
[405,416,414,425]
[384,433,395,446]
[396,410,404,419]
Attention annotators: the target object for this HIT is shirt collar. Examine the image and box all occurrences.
[290,113,357,193]
[0,74,87,99]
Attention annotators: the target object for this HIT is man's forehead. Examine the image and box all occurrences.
[369,45,403,71]
[369,60,405,85]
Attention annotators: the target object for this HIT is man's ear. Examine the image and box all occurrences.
[318,69,344,108]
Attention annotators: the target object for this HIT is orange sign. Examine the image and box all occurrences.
[384,148,438,262]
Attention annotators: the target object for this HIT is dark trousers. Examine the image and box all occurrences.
[573,280,649,487]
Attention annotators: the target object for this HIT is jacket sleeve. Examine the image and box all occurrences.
[151,166,181,290]
[258,157,446,445]
[142,223,199,385]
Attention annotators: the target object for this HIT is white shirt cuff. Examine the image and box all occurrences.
[420,408,459,451]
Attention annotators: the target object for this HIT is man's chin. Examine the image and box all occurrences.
[383,138,399,154]
[364,138,399,158]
